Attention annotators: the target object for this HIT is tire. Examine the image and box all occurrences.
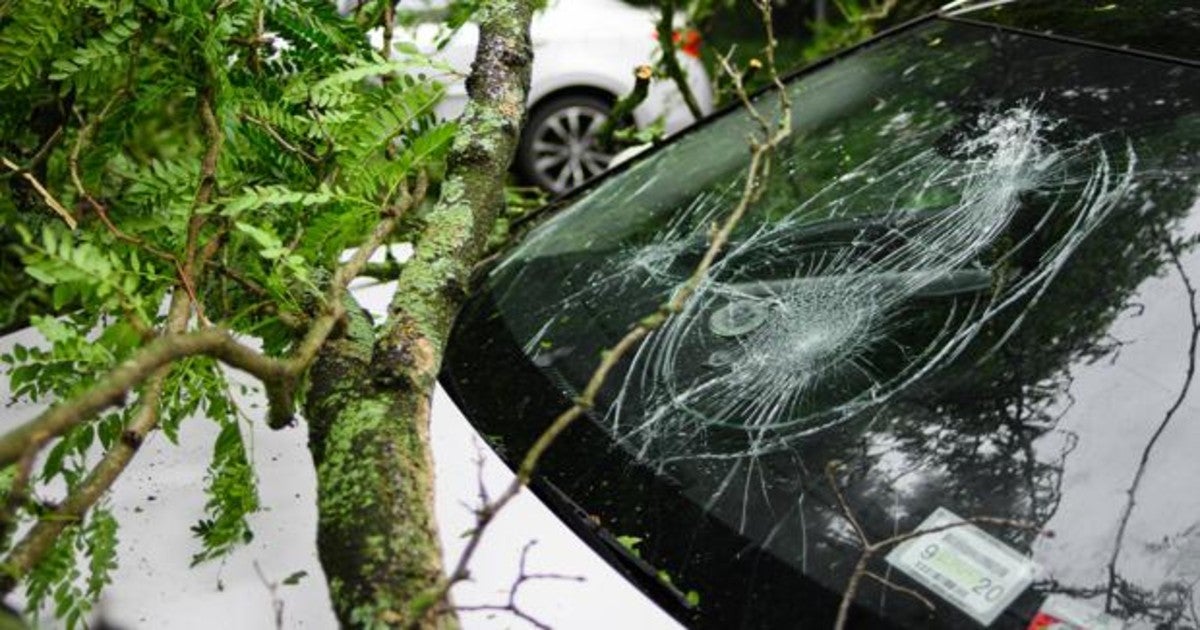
[516,93,616,194]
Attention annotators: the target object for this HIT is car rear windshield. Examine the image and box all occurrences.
[444,17,1200,629]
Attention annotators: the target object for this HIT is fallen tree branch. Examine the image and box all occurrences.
[0,176,427,463]
[0,70,244,586]
[432,0,790,613]
[301,1,537,627]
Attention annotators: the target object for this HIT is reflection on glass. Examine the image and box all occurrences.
[454,18,1200,629]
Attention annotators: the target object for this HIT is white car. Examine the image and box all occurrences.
[378,0,715,193]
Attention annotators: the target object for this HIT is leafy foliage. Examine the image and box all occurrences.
[191,416,259,566]
[23,508,119,630]
[0,0,466,622]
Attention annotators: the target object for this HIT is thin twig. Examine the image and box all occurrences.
[69,92,126,222]
[0,126,64,181]
[453,540,583,630]
[826,460,1043,630]
[0,156,77,229]
[429,0,791,613]
[252,561,286,630]
[242,113,319,163]
[824,460,868,545]
[848,0,899,23]
[863,571,936,612]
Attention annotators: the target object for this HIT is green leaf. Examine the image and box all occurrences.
[395,121,458,173]
[191,420,259,565]
[221,185,336,217]
[235,222,284,252]
[615,535,642,557]
[24,265,58,285]
[282,570,308,586]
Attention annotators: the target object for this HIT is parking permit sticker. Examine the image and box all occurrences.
[885,507,1038,626]
[1027,594,1124,630]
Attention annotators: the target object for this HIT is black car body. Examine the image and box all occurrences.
[442,1,1200,627]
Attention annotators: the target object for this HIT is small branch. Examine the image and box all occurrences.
[176,85,226,326]
[379,0,396,62]
[213,263,308,329]
[431,0,791,613]
[824,460,868,546]
[835,552,873,629]
[247,2,266,73]
[0,126,64,181]
[252,561,286,630]
[0,325,294,468]
[0,157,77,229]
[863,571,936,612]
[0,450,38,548]
[452,541,583,630]
[1,369,167,594]
[215,262,271,299]
[715,52,770,137]
[69,92,126,223]
[654,0,704,121]
[279,171,426,380]
[849,0,899,23]
[826,460,1043,630]
[596,65,652,152]
[0,290,190,593]
[242,113,319,163]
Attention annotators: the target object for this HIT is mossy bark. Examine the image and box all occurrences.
[304,2,534,628]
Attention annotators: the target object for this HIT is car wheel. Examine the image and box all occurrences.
[517,94,616,194]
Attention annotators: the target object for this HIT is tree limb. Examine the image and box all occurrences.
[0,328,285,469]
[0,290,191,594]
[303,1,536,626]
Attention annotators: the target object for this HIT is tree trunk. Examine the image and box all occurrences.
[304,2,535,627]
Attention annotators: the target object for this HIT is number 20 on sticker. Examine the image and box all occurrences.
[887,508,1039,626]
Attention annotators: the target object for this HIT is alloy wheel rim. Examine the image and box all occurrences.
[531,104,614,193]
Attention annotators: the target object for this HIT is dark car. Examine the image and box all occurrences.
[441,1,1200,628]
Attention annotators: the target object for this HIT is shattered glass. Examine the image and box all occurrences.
[444,17,1200,630]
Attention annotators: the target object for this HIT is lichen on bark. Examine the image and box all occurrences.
[303,1,535,627]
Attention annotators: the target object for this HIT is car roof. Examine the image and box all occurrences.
[942,0,1200,64]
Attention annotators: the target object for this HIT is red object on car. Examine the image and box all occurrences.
[652,28,703,58]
